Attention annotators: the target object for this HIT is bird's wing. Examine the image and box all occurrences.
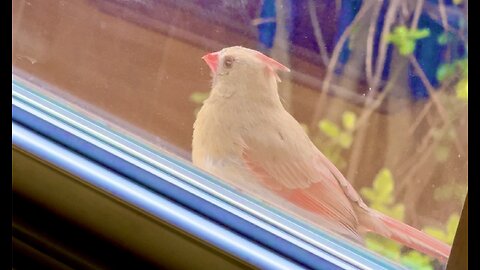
[313,149,370,212]
[240,129,361,235]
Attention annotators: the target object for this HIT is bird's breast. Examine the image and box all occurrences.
[193,103,244,165]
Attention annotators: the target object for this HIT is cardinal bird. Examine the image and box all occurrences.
[192,46,451,262]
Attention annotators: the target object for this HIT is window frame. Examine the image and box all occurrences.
[12,78,409,270]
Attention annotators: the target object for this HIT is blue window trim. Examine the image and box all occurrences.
[13,122,304,270]
[12,79,406,270]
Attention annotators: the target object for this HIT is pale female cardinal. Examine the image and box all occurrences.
[192,46,451,262]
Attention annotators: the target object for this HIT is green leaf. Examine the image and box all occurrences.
[446,214,460,244]
[365,235,402,260]
[388,27,430,56]
[371,169,395,206]
[321,146,347,169]
[372,202,404,220]
[437,32,449,45]
[399,41,416,56]
[389,204,406,221]
[373,191,394,206]
[457,59,468,77]
[342,111,357,131]
[360,168,396,206]
[189,91,210,104]
[410,28,430,39]
[436,63,456,82]
[437,58,468,83]
[423,227,447,242]
[360,188,377,202]
[400,251,433,270]
[337,132,353,148]
[373,169,394,196]
[372,203,391,217]
[424,214,461,245]
[319,120,340,138]
[387,26,408,43]
[456,78,468,102]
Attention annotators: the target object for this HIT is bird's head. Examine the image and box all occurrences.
[202,46,290,90]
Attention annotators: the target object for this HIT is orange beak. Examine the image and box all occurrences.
[202,51,220,73]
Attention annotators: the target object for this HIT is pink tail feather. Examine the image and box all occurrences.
[377,212,451,263]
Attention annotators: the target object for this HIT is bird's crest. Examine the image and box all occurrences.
[254,51,290,82]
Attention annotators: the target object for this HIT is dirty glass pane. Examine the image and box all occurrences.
[13,0,468,269]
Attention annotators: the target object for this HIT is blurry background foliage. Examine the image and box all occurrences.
[190,0,467,269]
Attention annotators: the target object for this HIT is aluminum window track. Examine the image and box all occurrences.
[12,78,406,270]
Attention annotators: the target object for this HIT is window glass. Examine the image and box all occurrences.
[13,0,468,268]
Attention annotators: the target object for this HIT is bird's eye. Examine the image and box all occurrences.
[223,55,234,68]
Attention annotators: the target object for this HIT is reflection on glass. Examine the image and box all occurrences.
[13,0,467,269]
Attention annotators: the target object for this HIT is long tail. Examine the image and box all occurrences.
[376,212,451,263]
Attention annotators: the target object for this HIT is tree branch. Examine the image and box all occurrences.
[409,56,450,125]
[371,0,401,90]
[310,0,374,127]
[308,0,330,66]
[365,1,382,85]
[411,0,424,30]
[346,60,406,181]
[438,0,449,31]
[407,101,433,135]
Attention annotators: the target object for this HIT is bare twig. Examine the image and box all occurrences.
[370,0,421,92]
[335,0,342,14]
[400,0,409,23]
[438,0,449,31]
[407,73,458,136]
[310,0,374,127]
[321,0,374,92]
[308,0,330,66]
[371,0,401,91]
[396,131,440,196]
[407,67,467,161]
[345,118,369,182]
[397,111,463,183]
[405,110,452,175]
[411,0,424,30]
[409,56,450,125]
[402,160,437,227]
[395,113,465,209]
[451,125,465,157]
[356,60,407,129]
[407,101,433,135]
[345,60,407,181]
[438,0,453,63]
[365,1,382,85]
